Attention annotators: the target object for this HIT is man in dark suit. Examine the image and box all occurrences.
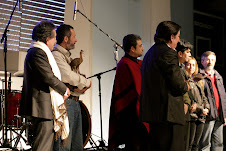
[140,21,190,151]
[19,20,70,151]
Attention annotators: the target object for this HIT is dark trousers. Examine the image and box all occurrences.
[184,111,191,151]
[120,102,148,151]
[188,121,204,151]
[124,122,148,151]
[149,122,185,151]
[31,118,54,151]
[184,121,191,151]
[109,101,149,151]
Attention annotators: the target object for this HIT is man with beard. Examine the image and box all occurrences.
[52,24,91,151]
[199,51,226,151]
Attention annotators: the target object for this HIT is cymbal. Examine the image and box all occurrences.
[0,71,10,75]
[13,70,24,77]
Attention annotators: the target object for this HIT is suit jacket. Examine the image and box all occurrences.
[20,47,67,120]
[140,43,188,125]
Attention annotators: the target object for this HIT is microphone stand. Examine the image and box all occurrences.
[0,0,20,149]
[87,67,116,150]
[75,9,122,66]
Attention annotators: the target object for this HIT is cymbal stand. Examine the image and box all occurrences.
[13,121,31,149]
[87,67,116,150]
[0,79,4,145]
[0,0,20,149]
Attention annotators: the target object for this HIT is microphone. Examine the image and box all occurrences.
[113,49,118,62]
[18,0,23,11]
[113,44,120,63]
[73,0,78,20]
[18,0,20,11]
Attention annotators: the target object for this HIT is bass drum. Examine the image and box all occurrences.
[79,101,91,147]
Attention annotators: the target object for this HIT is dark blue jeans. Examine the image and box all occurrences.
[53,98,83,151]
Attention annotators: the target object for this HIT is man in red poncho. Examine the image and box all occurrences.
[108,34,149,151]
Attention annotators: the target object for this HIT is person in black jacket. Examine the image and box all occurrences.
[176,39,192,151]
[140,21,190,151]
[20,20,70,151]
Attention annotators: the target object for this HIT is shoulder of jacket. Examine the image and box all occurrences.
[197,80,204,91]
[214,70,223,79]
[32,47,47,56]
[52,48,65,57]
[52,47,60,54]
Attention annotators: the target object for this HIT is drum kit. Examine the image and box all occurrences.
[0,71,93,150]
[0,72,31,150]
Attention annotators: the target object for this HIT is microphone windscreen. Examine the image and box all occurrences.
[73,0,78,20]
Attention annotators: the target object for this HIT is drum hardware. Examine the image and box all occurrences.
[12,115,21,128]
[0,123,31,150]
[0,85,29,151]
[0,91,4,129]
[87,67,116,150]
[13,71,24,77]
[12,121,32,149]
[0,88,29,150]
[0,89,30,150]
[7,91,22,127]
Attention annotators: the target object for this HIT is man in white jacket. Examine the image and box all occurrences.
[52,24,91,151]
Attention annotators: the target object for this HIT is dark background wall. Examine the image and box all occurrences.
[171,0,226,85]
[194,0,226,83]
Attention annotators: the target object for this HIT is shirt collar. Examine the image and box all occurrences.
[205,70,215,78]
[124,53,138,63]
[166,43,176,51]
[179,63,186,71]
[54,44,71,57]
